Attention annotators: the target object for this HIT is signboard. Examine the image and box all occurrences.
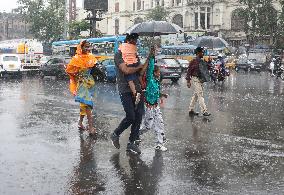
[17,43,28,54]
[84,0,108,11]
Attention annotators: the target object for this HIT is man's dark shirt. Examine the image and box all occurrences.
[115,51,141,93]
[186,57,202,81]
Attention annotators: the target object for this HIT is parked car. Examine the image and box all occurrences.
[0,54,22,76]
[247,59,262,72]
[235,58,262,72]
[39,56,70,79]
[155,58,182,82]
[97,58,117,82]
[176,59,189,71]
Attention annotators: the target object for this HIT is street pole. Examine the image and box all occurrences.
[5,17,8,39]
[86,9,103,38]
[91,9,97,37]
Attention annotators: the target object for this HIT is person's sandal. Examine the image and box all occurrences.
[78,124,86,132]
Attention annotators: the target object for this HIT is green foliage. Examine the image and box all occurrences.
[239,0,284,47]
[16,0,65,43]
[69,20,89,39]
[277,0,284,48]
[146,5,169,21]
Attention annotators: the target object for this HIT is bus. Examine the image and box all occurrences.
[52,36,126,62]
[160,45,196,61]
[160,45,223,62]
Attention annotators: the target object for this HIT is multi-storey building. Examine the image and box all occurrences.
[0,12,31,41]
[99,0,281,46]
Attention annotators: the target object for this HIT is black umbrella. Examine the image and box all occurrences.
[193,36,229,49]
[124,21,183,36]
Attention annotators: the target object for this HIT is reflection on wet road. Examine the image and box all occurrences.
[0,72,283,194]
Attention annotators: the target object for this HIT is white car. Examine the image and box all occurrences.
[0,54,22,75]
[176,59,190,70]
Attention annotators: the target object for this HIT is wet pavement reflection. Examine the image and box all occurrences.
[69,135,106,194]
[0,72,283,194]
[110,151,163,195]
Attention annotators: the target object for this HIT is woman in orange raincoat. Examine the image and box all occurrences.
[66,40,97,136]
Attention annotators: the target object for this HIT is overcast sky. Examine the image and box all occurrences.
[0,0,83,12]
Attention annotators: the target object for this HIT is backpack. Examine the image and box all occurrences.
[198,60,210,83]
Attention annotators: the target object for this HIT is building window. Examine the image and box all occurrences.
[151,0,154,7]
[133,2,135,11]
[161,0,164,6]
[194,12,198,29]
[200,12,205,29]
[115,19,119,35]
[172,14,183,28]
[176,0,181,6]
[137,0,141,10]
[115,3,119,12]
[195,6,211,30]
[142,1,144,10]
[207,13,210,29]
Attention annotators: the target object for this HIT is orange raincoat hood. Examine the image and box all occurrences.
[66,41,97,95]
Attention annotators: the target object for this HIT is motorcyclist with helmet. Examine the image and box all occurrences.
[217,54,226,75]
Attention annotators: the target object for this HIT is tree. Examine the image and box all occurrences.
[69,20,89,39]
[276,0,284,49]
[146,5,169,21]
[239,0,281,46]
[16,0,65,43]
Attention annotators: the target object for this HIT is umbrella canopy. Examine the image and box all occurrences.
[124,21,183,36]
[193,36,229,49]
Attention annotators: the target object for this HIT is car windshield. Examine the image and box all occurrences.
[41,56,50,61]
[163,59,179,66]
[3,56,18,61]
[248,59,257,62]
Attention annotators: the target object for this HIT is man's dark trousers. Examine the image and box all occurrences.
[114,92,144,143]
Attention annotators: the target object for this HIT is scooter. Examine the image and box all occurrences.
[275,65,284,80]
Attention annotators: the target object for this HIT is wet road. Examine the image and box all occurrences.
[0,72,283,195]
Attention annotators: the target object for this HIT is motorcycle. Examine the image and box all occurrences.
[209,60,230,83]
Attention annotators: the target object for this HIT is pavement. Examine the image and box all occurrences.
[0,71,283,195]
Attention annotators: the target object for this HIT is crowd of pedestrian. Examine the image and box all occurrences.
[66,33,211,155]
